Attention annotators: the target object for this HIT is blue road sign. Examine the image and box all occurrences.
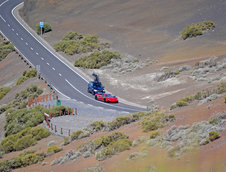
[40,22,44,27]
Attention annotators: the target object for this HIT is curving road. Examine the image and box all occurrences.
[0,0,145,113]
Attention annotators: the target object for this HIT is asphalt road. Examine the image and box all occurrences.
[0,0,145,113]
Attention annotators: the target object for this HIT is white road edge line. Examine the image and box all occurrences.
[30,47,33,50]
[59,73,62,76]
[20,37,23,40]
[41,57,44,60]
[0,15,6,22]
[47,63,50,66]
[36,52,39,55]
[0,0,9,7]
[25,42,28,45]
[7,24,10,27]
[16,33,18,35]
[12,2,89,83]
[52,67,55,70]
[12,28,14,31]
[65,79,137,112]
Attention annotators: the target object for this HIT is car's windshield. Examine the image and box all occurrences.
[105,94,115,98]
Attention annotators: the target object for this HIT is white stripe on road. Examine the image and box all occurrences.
[20,37,23,40]
[47,63,50,66]
[30,47,33,50]
[25,42,28,45]
[0,0,9,7]
[41,57,44,60]
[16,33,18,36]
[52,67,55,71]
[7,24,10,27]
[11,28,14,31]
[59,73,62,76]
[0,15,6,22]
[65,79,137,112]
[36,52,39,55]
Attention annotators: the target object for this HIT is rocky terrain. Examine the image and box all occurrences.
[0,0,225,172]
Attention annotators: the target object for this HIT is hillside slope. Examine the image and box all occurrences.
[20,0,226,61]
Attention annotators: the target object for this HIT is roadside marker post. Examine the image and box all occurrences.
[55,125,57,132]
[40,21,44,36]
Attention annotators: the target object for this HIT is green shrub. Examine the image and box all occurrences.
[181,21,215,40]
[16,76,27,85]
[48,105,72,117]
[64,136,70,145]
[16,68,37,85]
[208,131,220,141]
[1,126,50,153]
[36,22,52,35]
[90,120,105,131]
[0,87,11,100]
[224,96,226,103]
[14,135,36,151]
[141,113,175,132]
[209,117,219,124]
[0,41,14,61]
[0,150,45,171]
[150,131,160,139]
[47,145,62,154]
[74,50,121,69]
[176,100,189,107]
[71,130,84,141]
[63,32,83,40]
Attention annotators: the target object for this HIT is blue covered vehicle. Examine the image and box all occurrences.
[88,73,105,95]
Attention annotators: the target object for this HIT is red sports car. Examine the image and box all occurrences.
[95,93,118,103]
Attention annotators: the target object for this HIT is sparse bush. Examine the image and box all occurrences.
[0,150,45,171]
[48,105,72,117]
[224,96,226,103]
[0,87,11,100]
[150,131,160,139]
[176,100,189,107]
[1,126,50,153]
[64,137,70,145]
[71,130,84,141]
[74,50,121,69]
[47,145,62,154]
[209,117,219,124]
[0,41,14,61]
[16,68,37,85]
[36,22,52,35]
[141,113,175,132]
[90,120,105,131]
[54,32,110,55]
[181,21,215,40]
[208,131,220,141]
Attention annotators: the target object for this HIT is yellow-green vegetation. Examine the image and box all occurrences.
[91,132,131,161]
[90,120,105,131]
[48,105,72,117]
[71,130,84,141]
[141,113,175,132]
[170,82,226,110]
[150,131,160,139]
[75,167,105,172]
[0,86,11,100]
[54,32,110,55]
[16,68,37,85]
[205,131,220,144]
[209,117,219,124]
[0,126,50,152]
[181,21,215,40]
[0,41,14,61]
[36,22,52,35]
[4,105,46,136]
[47,145,62,154]
[74,50,121,69]
[63,136,70,145]
[0,150,45,172]
[0,85,43,115]
[225,96,226,103]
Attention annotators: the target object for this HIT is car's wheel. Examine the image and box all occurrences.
[104,98,106,102]
[92,90,95,95]
[95,96,97,100]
